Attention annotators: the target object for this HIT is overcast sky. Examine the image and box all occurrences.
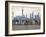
[12,6,41,18]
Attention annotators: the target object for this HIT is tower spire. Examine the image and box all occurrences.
[22,8,23,16]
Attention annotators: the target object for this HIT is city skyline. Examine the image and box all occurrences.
[12,7,40,25]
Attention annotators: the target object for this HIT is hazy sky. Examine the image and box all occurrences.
[12,6,41,18]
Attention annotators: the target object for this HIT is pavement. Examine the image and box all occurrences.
[12,25,40,30]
